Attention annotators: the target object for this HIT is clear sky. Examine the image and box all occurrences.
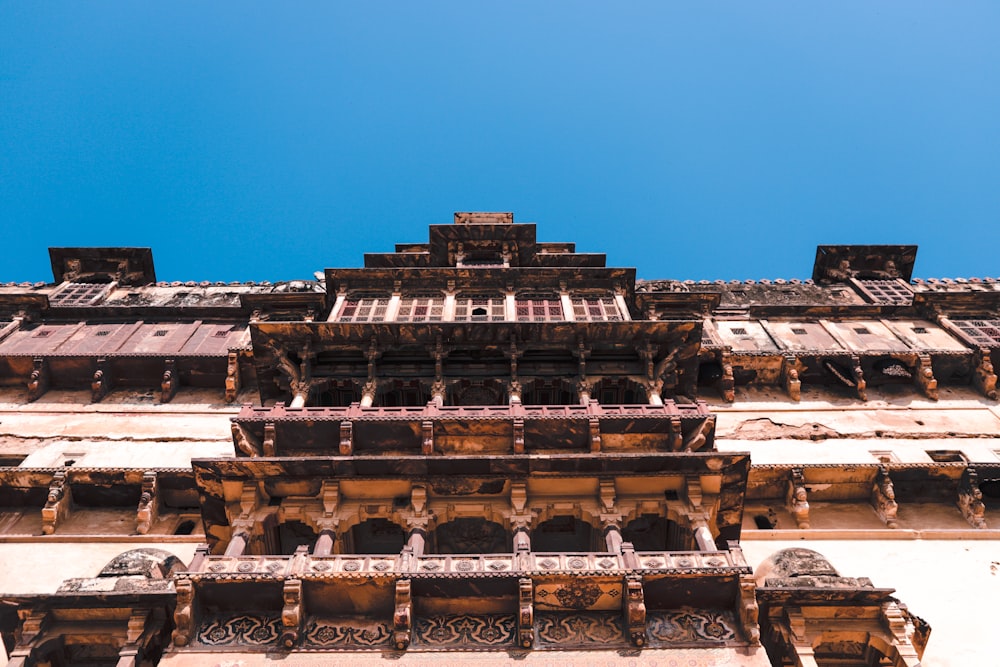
[1,3,998,283]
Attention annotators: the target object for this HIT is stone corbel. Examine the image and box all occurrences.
[160,359,178,403]
[41,471,71,535]
[871,464,899,528]
[782,355,803,401]
[8,609,49,667]
[786,467,810,529]
[225,352,241,403]
[681,417,712,452]
[852,356,868,401]
[262,421,276,456]
[136,471,158,534]
[957,467,987,529]
[280,579,303,648]
[91,357,112,402]
[517,578,534,649]
[512,417,525,454]
[623,575,647,646]
[360,379,378,408]
[27,357,49,402]
[589,416,601,452]
[974,349,997,400]
[915,352,938,401]
[339,420,353,455]
[668,416,683,451]
[231,422,262,457]
[393,579,412,650]
[718,351,736,403]
[421,420,434,455]
[172,577,195,646]
[739,574,761,645]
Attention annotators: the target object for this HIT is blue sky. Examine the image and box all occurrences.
[2,3,998,283]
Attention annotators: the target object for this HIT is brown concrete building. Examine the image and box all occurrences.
[1,212,997,666]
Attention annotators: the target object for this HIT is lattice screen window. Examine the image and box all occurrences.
[952,319,1000,348]
[396,296,445,322]
[515,296,564,322]
[338,296,390,322]
[454,296,506,321]
[856,280,913,305]
[49,282,111,307]
[571,297,622,321]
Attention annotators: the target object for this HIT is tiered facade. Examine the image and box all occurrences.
[2,212,998,665]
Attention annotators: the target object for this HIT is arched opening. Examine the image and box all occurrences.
[433,518,510,554]
[521,379,576,406]
[532,515,593,552]
[378,380,429,407]
[350,518,406,555]
[624,514,668,550]
[592,378,647,404]
[276,520,318,555]
[312,380,361,407]
[450,380,506,406]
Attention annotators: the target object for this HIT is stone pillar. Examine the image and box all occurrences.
[405,527,426,556]
[313,529,337,556]
[289,391,308,408]
[225,531,250,557]
[513,525,531,552]
[604,523,624,553]
[693,524,716,551]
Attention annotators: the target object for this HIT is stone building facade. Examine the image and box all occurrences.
[0,212,997,666]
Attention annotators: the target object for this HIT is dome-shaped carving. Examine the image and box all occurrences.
[99,548,184,579]
[754,548,839,587]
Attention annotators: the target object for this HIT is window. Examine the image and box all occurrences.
[951,319,1000,348]
[396,295,444,322]
[854,327,871,335]
[730,327,748,336]
[454,295,505,321]
[571,296,621,321]
[926,450,966,463]
[516,295,563,322]
[912,327,928,334]
[856,279,913,305]
[49,282,110,306]
[338,296,390,322]
[791,328,808,335]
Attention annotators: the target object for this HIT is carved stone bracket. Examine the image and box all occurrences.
[974,349,997,400]
[41,471,70,535]
[280,578,303,648]
[91,357,112,402]
[668,416,683,451]
[957,467,987,529]
[786,467,810,529]
[624,575,647,646]
[339,420,353,455]
[136,471,158,535]
[172,577,194,647]
[225,352,242,403]
[421,420,434,455]
[782,355,802,402]
[589,416,601,452]
[739,574,761,645]
[915,353,938,401]
[27,357,49,402]
[871,465,899,528]
[160,359,178,403]
[512,417,525,454]
[681,417,711,452]
[718,351,736,403]
[393,579,412,650]
[232,422,262,457]
[518,577,534,649]
[262,421,276,456]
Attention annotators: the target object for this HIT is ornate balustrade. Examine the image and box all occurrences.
[191,549,742,580]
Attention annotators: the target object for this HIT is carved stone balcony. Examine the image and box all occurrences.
[230,400,716,456]
[190,549,744,580]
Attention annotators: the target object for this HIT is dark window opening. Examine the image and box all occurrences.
[926,450,966,463]
[753,514,777,530]
[175,520,197,535]
[792,328,808,335]
[532,515,592,552]
[351,518,406,554]
[434,518,510,554]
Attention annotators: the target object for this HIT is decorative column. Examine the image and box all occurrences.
[313,481,342,555]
